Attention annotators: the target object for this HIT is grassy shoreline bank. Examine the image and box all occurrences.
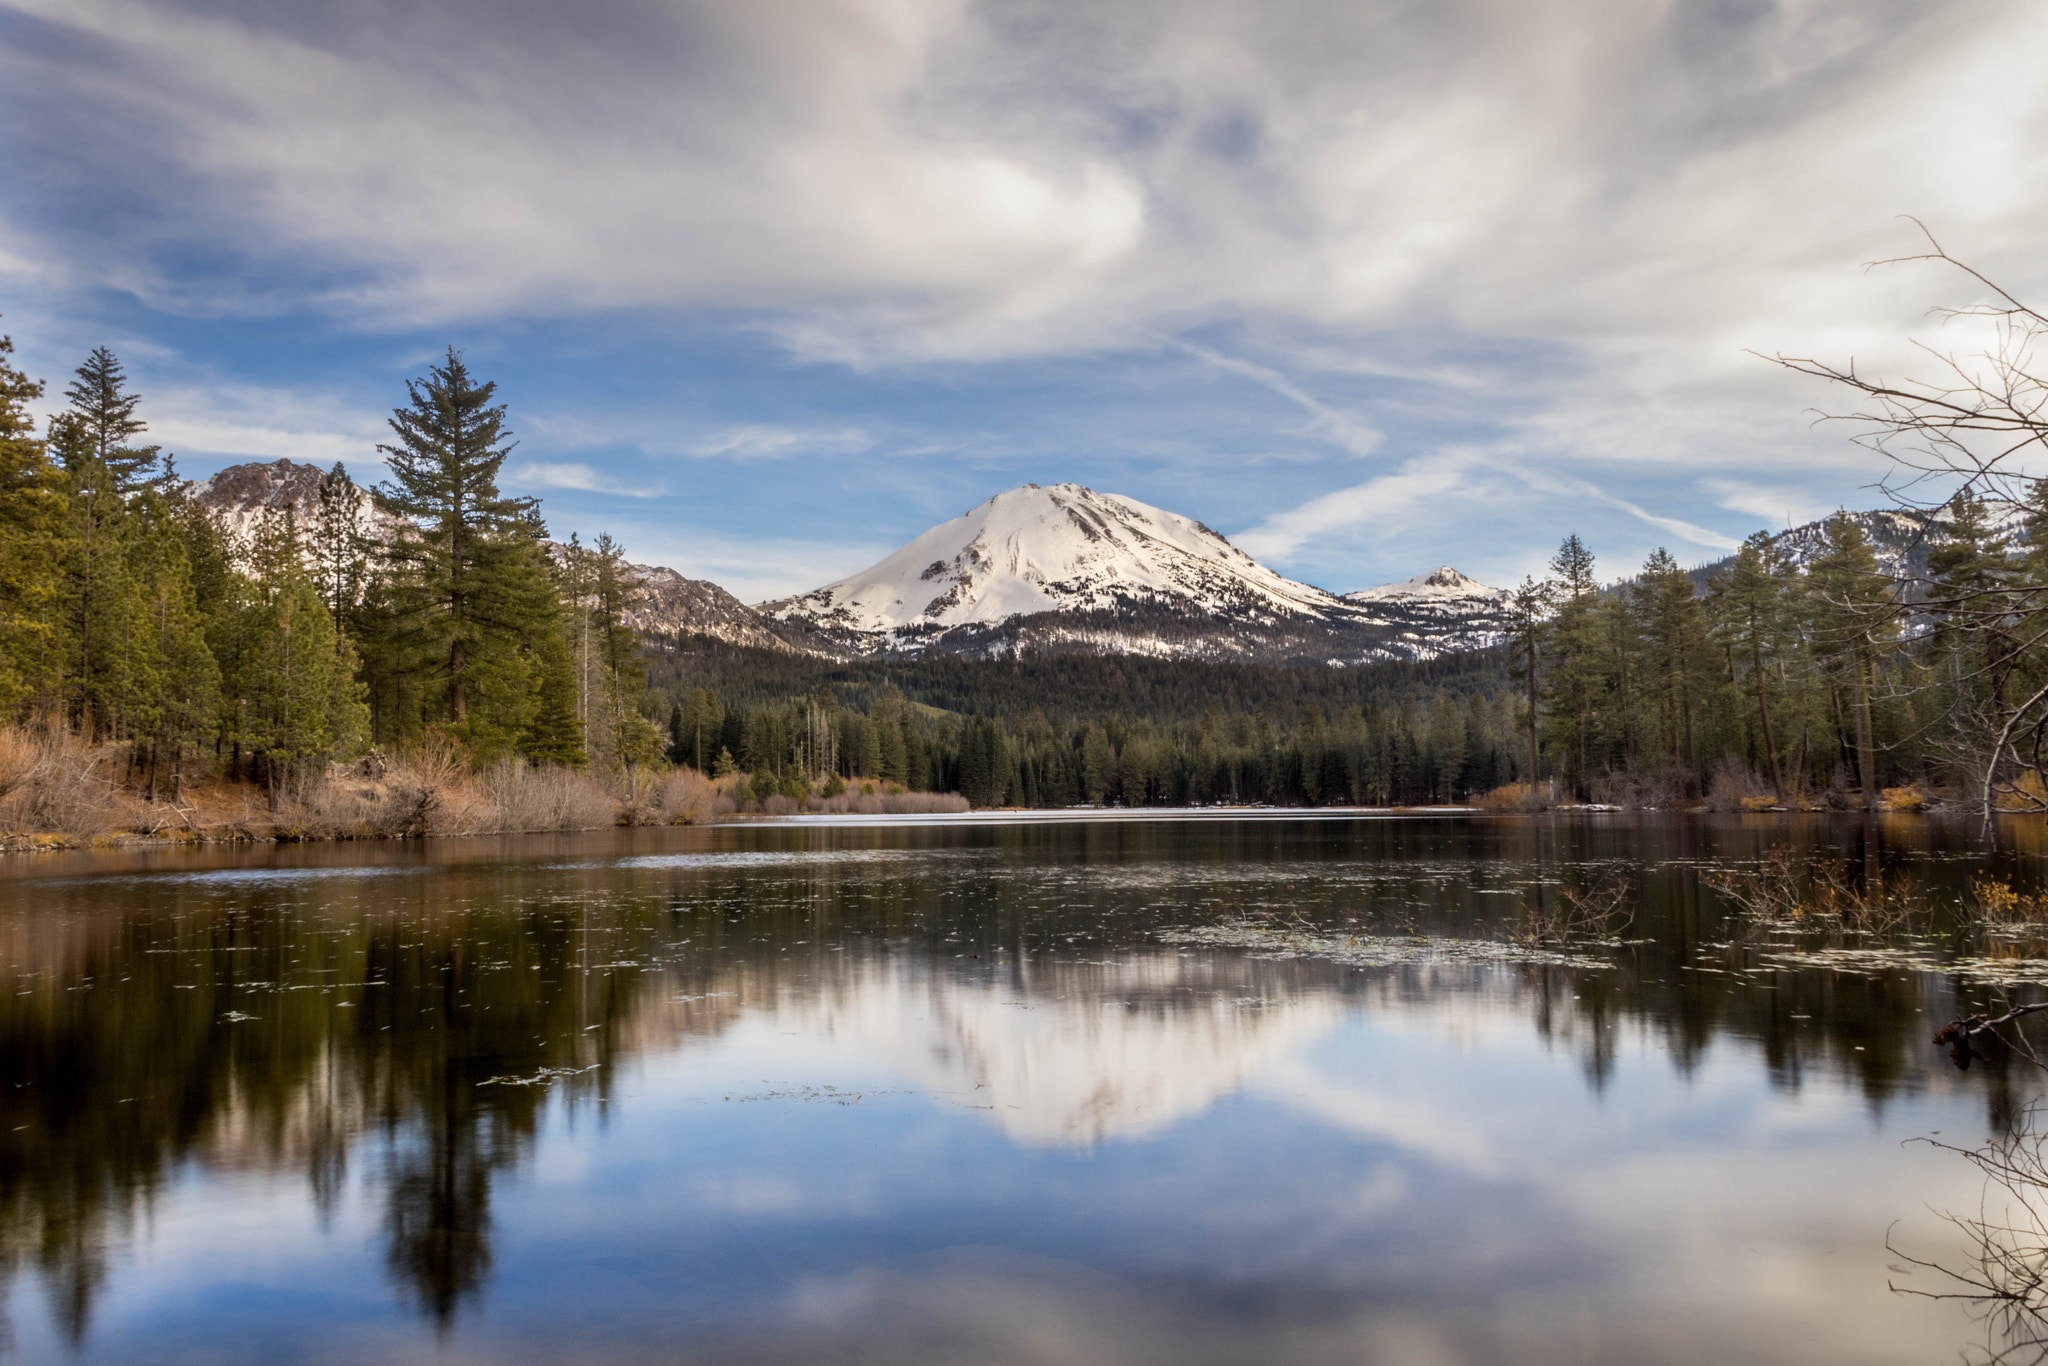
[0,727,970,853]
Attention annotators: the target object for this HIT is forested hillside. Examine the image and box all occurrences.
[0,330,657,820]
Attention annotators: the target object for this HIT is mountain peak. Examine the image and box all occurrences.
[1343,565,1504,603]
[761,482,1343,650]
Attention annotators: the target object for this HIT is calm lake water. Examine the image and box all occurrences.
[2,812,2044,1364]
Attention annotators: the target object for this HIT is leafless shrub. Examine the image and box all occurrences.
[0,722,140,837]
[472,761,616,833]
[1590,768,1686,808]
[1475,782,1556,812]
[655,768,724,824]
[302,755,617,836]
[1704,767,1777,812]
[803,790,971,815]
[1893,1107,2048,1365]
[1706,846,1924,934]
[1511,873,1636,946]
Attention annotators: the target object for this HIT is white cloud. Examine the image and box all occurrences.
[687,425,878,460]
[139,382,385,470]
[1233,449,1498,563]
[1178,341,1382,457]
[504,460,665,498]
[1699,478,1837,530]
[10,0,2048,571]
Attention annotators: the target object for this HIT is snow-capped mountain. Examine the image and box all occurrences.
[763,483,1336,643]
[1340,567,1513,654]
[189,463,1512,665]
[763,483,1509,663]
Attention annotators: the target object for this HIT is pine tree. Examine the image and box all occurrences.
[1503,575,1550,786]
[1541,534,1601,796]
[372,349,538,728]
[62,348,161,494]
[230,509,363,807]
[51,415,141,737]
[1637,547,1713,786]
[1807,515,1896,802]
[126,491,221,796]
[1709,532,1793,793]
[313,463,372,639]
[0,324,67,715]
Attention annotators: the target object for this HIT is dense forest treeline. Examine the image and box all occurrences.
[0,329,657,813]
[0,312,2032,820]
[646,504,2030,811]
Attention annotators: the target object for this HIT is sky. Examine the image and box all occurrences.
[3,0,2046,602]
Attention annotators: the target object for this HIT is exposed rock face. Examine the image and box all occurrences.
[189,458,408,546]
[626,564,838,655]
[187,458,826,655]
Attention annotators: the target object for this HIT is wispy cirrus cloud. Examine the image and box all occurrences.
[7,0,2048,588]
[504,460,664,499]
[686,425,877,460]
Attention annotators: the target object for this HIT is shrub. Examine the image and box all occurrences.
[1882,784,1930,812]
[0,722,141,837]
[655,767,723,825]
[1475,782,1555,812]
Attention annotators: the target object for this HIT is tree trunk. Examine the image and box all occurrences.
[1853,647,1879,807]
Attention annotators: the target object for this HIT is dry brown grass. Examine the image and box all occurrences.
[306,751,618,836]
[0,722,146,839]
[803,790,970,814]
[654,768,742,824]
[1474,781,1556,812]
[0,721,626,845]
[1704,769,1777,812]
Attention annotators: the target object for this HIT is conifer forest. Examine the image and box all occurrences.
[0,313,2042,832]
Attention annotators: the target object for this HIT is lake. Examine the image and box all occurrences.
[1,812,2042,1364]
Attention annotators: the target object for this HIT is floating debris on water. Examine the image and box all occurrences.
[478,1064,600,1087]
[1159,922,1615,971]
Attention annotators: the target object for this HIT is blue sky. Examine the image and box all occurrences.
[4,0,2046,600]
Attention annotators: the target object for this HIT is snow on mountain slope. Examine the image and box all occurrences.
[190,458,409,546]
[1345,566,1507,607]
[763,483,1344,648]
[764,484,1513,663]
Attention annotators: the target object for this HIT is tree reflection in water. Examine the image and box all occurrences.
[0,814,2038,1350]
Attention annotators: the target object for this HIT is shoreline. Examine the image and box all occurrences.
[1,800,1978,858]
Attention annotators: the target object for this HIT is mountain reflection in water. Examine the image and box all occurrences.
[0,814,2039,1364]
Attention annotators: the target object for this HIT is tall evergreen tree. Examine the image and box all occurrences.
[1807,515,1896,801]
[51,415,141,736]
[372,348,537,728]
[62,348,161,494]
[1637,547,1713,786]
[313,463,372,641]
[0,324,67,715]
[1542,534,1601,796]
[1709,532,1794,793]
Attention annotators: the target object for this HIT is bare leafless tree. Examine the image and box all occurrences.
[1758,220,2048,820]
